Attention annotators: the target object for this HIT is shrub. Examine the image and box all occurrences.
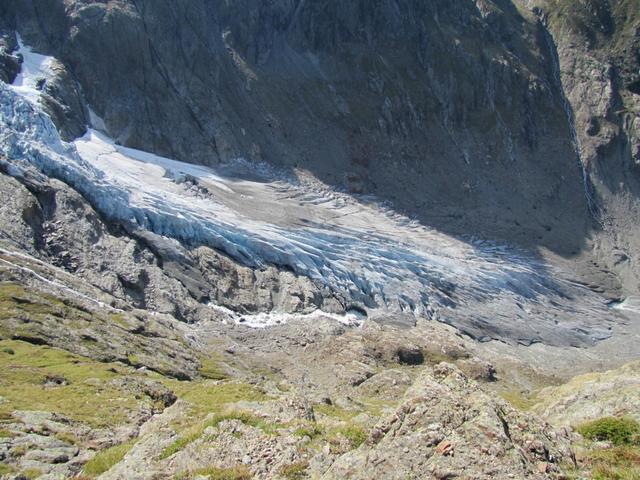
[577,417,640,446]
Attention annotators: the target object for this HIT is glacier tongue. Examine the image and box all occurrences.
[0,52,617,345]
[70,127,554,313]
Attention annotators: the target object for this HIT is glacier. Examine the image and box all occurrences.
[0,40,621,345]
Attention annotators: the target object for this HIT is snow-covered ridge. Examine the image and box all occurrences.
[0,39,618,344]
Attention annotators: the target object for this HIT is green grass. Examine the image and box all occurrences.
[577,417,640,446]
[109,313,131,329]
[279,461,309,479]
[0,282,68,319]
[570,445,640,480]
[12,444,28,457]
[0,464,15,475]
[55,431,81,445]
[0,282,98,336]
[82,440,136,476]
[17,468,42,479]
[164,381,268,416]
[314,403,358,421]
[0,339,147,428]
[564,417,640,479]
[293,423,324,439]
[545,0,640,53]
[160,427,204,459]
[174,465,252,480]
[333,425,368,449]
[198,356,229,381]
[357,397,396,417]
[206,411,281,435]
[590,446,640,480]
[0,428,16,438]
[421,350,456,365]
[155,379,270,459]
[499,389,539,411]
[126,354,141,366]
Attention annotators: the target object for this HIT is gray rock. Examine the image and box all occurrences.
[324,364,573,480]
[533,360,640,426]
[39,59,88,141]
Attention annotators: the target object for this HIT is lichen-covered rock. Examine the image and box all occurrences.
[323,363,573,480]
[533,360,640,426]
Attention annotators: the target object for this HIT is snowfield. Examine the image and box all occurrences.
[0,40,623,344]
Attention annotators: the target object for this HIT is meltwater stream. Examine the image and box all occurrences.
[0,39,620,346]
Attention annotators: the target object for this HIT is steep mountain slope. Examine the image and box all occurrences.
[1,0,594,253]
[527,0,640,296]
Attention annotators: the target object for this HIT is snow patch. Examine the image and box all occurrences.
[9,34,55,105]
[87,107,107,133]
[208,303,364,329]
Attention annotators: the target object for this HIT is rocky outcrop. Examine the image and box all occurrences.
[0,30,19,84]
[533,360,640,426]
[324,363,572,480]
[39,58,87,141]
[86,361,575,480]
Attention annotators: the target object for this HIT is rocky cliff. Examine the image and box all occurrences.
[528,0,640,296]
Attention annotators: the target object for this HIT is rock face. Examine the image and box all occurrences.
[39,58,87,141]
[1,3,639,479]
[1,0,596,255]
[527,0,640,295]
[2,0,637,346]
[324,363,572,480]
